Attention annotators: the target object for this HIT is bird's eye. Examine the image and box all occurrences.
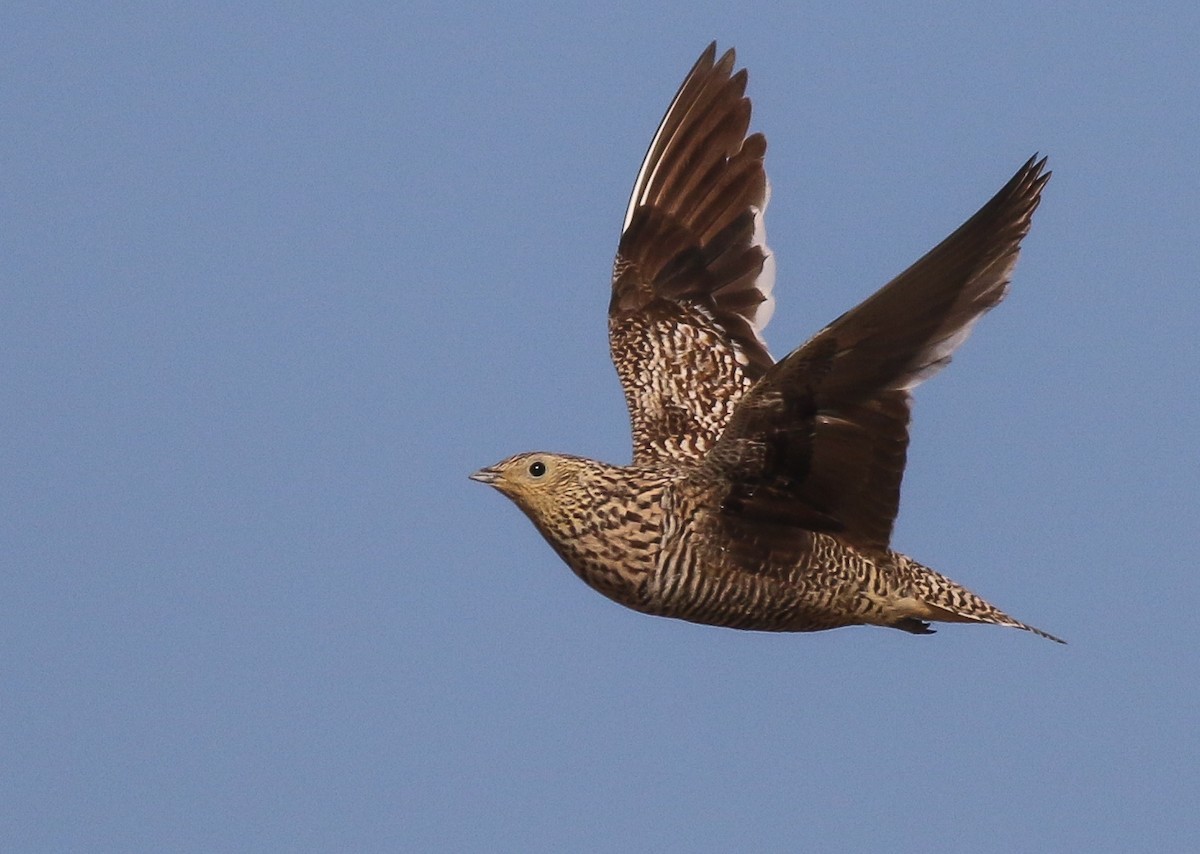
[528,461,547,477]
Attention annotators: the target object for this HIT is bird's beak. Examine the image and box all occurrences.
[469,466,500,485]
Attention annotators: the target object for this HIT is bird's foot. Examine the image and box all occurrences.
[894,618,936,635]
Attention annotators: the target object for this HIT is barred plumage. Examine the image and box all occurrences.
[472,43,1062,643]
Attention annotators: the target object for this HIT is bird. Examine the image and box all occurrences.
[471,42,1062,643]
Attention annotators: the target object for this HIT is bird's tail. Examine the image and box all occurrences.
[896,557,1066,644]
[921,600,1066,644]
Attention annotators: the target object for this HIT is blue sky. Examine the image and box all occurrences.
[4,3,1198,851]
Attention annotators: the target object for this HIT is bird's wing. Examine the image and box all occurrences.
[700,157,1050,553]
[610,43,776,465]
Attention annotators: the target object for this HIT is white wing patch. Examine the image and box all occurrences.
[746,180,776,338]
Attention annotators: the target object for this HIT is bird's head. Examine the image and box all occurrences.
[470,452,611,537]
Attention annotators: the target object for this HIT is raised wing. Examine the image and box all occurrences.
[610,43,776,465]
[702,156,1050,553]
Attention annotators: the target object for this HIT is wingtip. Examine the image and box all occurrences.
[695,41,738,75]
[695,41,719,73]
[1021,153,1052,188]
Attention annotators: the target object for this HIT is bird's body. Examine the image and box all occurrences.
[476,453,1061,642]
[473,44,1062,643]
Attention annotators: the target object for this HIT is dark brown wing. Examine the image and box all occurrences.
[610,43,776,465]
[702,156,1050,553]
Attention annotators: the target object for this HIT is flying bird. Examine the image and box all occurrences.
[472,43,1062,643]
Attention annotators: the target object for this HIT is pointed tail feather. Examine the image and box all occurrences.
[893,555,1067,644]
[922,602,1066,644]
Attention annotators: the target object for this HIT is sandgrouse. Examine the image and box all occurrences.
[472,43,1062,643]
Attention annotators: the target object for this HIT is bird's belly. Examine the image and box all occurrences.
[640,557,864,632]
[557,530,909,634]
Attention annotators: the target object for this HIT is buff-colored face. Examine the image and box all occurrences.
[470,452,581,517]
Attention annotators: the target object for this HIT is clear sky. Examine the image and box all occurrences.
[4,3,1198,851]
